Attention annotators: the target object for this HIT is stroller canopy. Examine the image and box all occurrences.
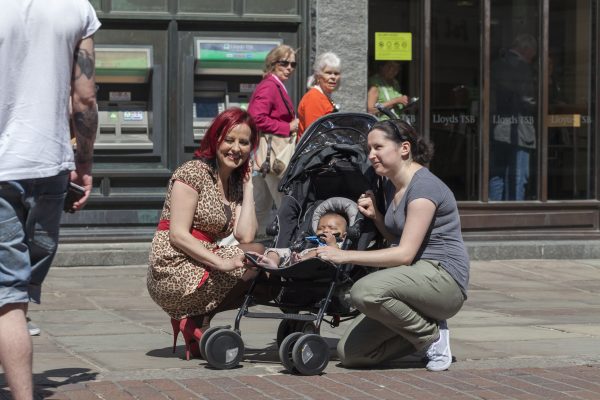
[278,112,378,194]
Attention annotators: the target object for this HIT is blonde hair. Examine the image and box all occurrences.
[264,44,296,76]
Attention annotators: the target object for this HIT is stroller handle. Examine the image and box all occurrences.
[374,102,396,120]
[375,97,420,120]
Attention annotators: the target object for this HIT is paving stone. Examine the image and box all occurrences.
[7,260,600,400]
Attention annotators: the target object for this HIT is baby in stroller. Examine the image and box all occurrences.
[248,197,355,269]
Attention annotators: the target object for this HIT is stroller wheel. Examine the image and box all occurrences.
[291,334,329,376]
[204,329,244,369]
[278,332,303,373]
[276,320,319,348]
[199,325,226,360]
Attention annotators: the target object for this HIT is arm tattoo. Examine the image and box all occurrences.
[73,109,98,165]
[74,48,95,80]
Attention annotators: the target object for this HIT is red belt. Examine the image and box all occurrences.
[157,219,214,243]
[156,219,215,288]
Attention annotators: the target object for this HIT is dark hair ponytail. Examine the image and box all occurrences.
[413,135,434,164]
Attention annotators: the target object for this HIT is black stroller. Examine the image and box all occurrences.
[200,113,382,375]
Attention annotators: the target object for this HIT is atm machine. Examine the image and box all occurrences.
[94,45,154,150]
[189,38,282,141]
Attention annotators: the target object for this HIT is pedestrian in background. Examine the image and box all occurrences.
[489,33,538,201]
[297,52,342,139]
[0,1,100,398]
[248,44,299,236]
[367,60,410,120]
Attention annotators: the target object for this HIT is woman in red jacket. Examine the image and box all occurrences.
[248,44,299,235]
[297,52,341,139]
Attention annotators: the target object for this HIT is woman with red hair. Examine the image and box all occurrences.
[147,108,264,360]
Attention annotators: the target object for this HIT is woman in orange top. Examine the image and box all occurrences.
[297,52,341,139]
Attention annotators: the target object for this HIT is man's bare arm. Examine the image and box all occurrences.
[70,36,97,210]
[71,36,97,170]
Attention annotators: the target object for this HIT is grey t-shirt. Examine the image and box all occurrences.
[384,168,470,297]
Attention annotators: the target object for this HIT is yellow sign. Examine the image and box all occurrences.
[548,114,581,128]
[375,32,412,61]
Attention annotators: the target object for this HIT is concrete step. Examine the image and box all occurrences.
[53,239,600,267]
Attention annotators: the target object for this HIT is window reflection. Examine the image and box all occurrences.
[547,0,593,199]
[430,0,480,200]
[489,0,539,201]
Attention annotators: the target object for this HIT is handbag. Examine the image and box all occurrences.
[257,133,296,178]
[256,80,297,178]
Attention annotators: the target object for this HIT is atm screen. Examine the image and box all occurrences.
[194,97,222,119]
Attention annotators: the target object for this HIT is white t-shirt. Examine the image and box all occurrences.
[0,0,101,180]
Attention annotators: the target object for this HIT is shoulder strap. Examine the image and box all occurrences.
[273,81,295,118]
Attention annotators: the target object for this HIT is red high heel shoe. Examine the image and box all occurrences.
[179,318,203,360]
[170,318,180,353]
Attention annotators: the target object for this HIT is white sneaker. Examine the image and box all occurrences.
[425,320,451,372]
[27,318,41,336]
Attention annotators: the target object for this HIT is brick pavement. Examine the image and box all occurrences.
[17,363,600,399]
[2,259,600,399]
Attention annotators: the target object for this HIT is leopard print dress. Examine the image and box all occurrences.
[147,160,246,320]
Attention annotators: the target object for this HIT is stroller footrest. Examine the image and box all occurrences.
[244,312,316,321]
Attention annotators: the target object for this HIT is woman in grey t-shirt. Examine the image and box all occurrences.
[315,119,469,371]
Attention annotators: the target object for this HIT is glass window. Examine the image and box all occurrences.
[179,0,234,14]
[244,0,298,15]
[367,0,422,130]
[547,0,594,199]
[89,0,101,10]
[111,0,167,12]
[429,0,481,201]
[489,0,540,201]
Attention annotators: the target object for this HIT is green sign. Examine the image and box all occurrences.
[375,32,412,61]
[195,39,281,74]
[95,46,152,83]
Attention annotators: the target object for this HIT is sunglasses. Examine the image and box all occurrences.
[276,60,297,68]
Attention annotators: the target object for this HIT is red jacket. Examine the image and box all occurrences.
[248,74,295,137]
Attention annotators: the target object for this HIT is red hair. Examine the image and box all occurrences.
[193,108,259,180]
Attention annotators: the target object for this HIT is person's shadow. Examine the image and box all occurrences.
[0,368,98,399]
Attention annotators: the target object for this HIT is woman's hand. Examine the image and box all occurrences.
[315,245,347,264]
[244,251,278,269]
[395,95,409,106]
[358,190,378,220]
[242,164,254,193]
[219,254,246,271]
[234,159,258,242]
[290,118,299,133]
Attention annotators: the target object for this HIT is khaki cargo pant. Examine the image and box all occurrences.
[337,259,464,367]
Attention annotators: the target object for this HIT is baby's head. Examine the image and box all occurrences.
[316,212,348,241]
